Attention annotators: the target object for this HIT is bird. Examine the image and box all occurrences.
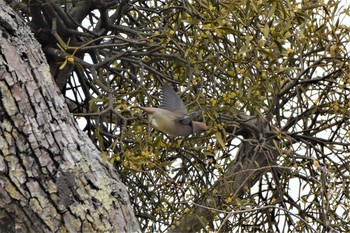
[139,84,208,136]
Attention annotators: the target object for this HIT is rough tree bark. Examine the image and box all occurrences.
[0,1,140,232]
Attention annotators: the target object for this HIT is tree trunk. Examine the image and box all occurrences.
[0,1,140,232]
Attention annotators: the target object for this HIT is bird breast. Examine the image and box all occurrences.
[149,109,192,136]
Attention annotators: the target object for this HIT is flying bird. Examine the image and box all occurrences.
[139,84,208,136]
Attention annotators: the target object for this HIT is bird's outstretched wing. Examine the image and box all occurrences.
[160,84,187,116]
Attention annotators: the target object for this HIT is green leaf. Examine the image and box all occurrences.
[264,23,270,38]
[268,2,277,18]
[216,26,240,35]
[215,132,226,149]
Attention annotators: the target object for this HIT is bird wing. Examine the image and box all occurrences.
[161,84,187,116]
[177,109,203,125]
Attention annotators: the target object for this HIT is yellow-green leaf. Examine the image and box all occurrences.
[215,131,225,149]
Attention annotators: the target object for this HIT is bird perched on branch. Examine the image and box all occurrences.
[139,84,208,137]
